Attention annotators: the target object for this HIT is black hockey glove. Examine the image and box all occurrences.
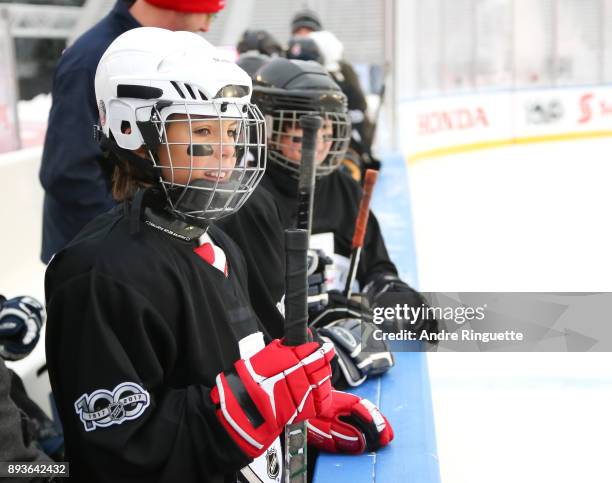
[363,273,439,337]
[0,295,45,361]
[360,152,382,175]
[310,291,394,387]
[307,249,333,314]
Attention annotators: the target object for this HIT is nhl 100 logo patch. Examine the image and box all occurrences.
[74,382,150,432]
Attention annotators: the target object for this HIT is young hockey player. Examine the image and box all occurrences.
[253,58,427,311]
[242,59,435,384]
[252,58,392,291]
[39,0,227,264]
[44,28,337,482]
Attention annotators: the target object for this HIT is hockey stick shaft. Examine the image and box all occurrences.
[286,114,321,344]
[344,169,379,298]
[284,115,322,483]
[296,115,322,234]
[283,228,309,483]
[284,229,309,346]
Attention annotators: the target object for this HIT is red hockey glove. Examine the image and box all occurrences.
[211,339,335,458]
[307,390,394,454]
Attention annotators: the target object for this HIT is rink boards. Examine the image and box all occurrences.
[313,350,440,483]
[314,152,440,483]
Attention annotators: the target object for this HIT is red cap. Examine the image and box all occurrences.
[145,0,225,13]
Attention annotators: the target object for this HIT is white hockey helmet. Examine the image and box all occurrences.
[309,30,344,73]
[94,27,266,224]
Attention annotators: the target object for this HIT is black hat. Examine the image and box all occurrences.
[291,9,322,34]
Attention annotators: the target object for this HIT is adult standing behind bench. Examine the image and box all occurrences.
[39,0,225,264]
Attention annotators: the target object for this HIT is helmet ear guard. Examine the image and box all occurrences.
[107,100,144,150]
[96,100,171,184]
[134,100,174,159]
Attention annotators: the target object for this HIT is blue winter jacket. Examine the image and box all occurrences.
[39,1,139,263]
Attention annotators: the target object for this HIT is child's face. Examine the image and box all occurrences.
[278,120,333,166]
[157,115,239,185]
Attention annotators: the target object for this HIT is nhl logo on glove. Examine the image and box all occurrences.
[266,447,280,479]
[74,382,150,432]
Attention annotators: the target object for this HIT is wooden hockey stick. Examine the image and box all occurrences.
[283,115,322,483]
[343,169,379,299]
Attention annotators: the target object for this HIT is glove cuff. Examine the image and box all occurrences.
[318,333,366,387]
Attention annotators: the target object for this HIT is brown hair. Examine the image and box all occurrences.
[111,163,153,202]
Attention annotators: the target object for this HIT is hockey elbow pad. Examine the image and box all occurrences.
[210,339,335,458]
[307,390,394,454]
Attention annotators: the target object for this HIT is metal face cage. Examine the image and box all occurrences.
[135,99,267,223]
[267,109,350,178]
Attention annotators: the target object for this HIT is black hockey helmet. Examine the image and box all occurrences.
[286,37,323,65]
[291,9,323,34]
[237,52,271,80]
[237,29,283,56]
[252,58,350,178]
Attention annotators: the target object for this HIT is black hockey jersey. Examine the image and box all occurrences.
[220,167,398,337]
[45,203,259,482]
[217,187,287,340]
[261,167,398,290]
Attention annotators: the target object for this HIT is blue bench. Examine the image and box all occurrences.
[313,349,440,483]
[314,152,440,482]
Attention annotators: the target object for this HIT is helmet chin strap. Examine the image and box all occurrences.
[167,177,241,223]
[143,204,208,242]
[135,187,208,241]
